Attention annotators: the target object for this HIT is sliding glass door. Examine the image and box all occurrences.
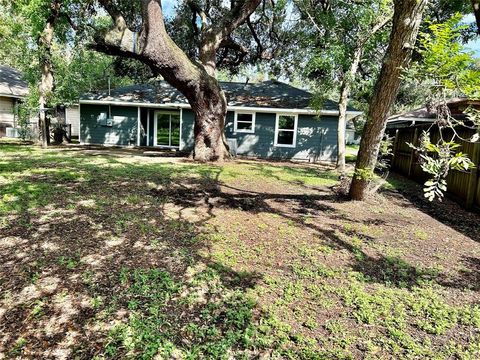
[154,111,180,147]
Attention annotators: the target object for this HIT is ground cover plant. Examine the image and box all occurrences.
[0,141,479,359]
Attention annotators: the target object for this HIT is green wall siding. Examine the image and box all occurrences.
[80,106,338,162]
[181,109,195,151]
[224,112,338,162]
[80,104,138,146]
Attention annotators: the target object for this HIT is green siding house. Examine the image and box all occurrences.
[79,80,361,162]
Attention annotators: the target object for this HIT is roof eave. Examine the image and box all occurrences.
[79,99,363,117]
[0,93,25,99]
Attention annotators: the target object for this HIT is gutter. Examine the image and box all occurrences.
[0,93,26,99]
[78,99,363,117]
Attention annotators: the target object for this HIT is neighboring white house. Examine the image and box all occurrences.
[1,65,81,139]
[345,121,361,145]
[0,66,28,137]
[346,128,360,145]
[66,104,80,137]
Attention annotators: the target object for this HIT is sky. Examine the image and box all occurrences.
[464,14,480,57]
[162,0,176,18]
[160,2,479,57]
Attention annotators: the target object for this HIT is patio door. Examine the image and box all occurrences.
[154,111,180,147]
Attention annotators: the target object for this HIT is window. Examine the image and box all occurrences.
[234,112,255,133]
[275,114,297,147]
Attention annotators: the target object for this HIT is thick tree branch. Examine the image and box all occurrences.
[246,17,263,55]
[472,0,480,34]
[94,0,145,55]
[187,0,209,33]
[211,0,262,43]
[198,0,261,76]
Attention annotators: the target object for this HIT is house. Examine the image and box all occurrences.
[0,65,81,140]
[66,105,80,138]
[346,120,361,145]
[0,65,28,137]
[79,80,361,162]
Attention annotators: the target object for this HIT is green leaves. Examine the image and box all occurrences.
[402,15,479,201]
[412,13,480,99]
[410,132,475,201]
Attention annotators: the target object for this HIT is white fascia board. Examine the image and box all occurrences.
[79,99,190,109]
[227,105,362,117]
[79,99,363,117]
[387,117,434,123]
[0,93,25,99]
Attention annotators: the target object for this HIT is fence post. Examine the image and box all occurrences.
[391,129,399,170]
[466,141,480,210]
[408,128,419,177]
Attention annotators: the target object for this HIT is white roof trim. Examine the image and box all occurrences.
[79,100,190,109]
[0,93,24,99]
[387,117,435,123]
[79,99,363,117]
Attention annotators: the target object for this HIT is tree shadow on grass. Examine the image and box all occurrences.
[438,256,480,292]
[149,177,441,291]
[0,164,266,358]
[384,173,480,243]
[2,146,479,358]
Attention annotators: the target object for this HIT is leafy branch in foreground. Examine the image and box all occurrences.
[408,132,474,201]
[403,14,480,201]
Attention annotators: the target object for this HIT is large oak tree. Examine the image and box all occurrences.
[92,0,262,162]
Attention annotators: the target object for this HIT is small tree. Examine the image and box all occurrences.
[403,15,480,201]
[295,0,393,172]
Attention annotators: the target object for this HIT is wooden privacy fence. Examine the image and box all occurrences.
[387,125,480,210]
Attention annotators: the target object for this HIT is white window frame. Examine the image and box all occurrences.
[274,113,298,148]
[234,111,256,134]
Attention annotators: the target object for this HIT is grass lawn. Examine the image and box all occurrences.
[346,144,359,163]
[1,142,479,359]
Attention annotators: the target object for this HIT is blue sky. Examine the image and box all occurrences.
[162,0,175,18]
[464,14,480,57]
[160,3,479,57]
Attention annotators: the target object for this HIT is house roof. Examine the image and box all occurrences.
[80,80,360,115]
[387,98,480,128]
[0,66,28,98]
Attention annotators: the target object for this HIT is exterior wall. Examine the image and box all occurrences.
[181,109,195,151]
[66,105,80,137]
[346,128,360,145]
[79,105,338,162]
[0,96,15,137]
[80,104,138,146]
[224,111,338,162]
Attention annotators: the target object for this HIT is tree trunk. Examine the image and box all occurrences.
[337,45,363,172]
[472,0,480,34]
[337,81,348,172]
[190,75,229,161]
[349,0,429,200]
[37,1,61,148]
[336,16,391,172]
[38,19,55,148]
